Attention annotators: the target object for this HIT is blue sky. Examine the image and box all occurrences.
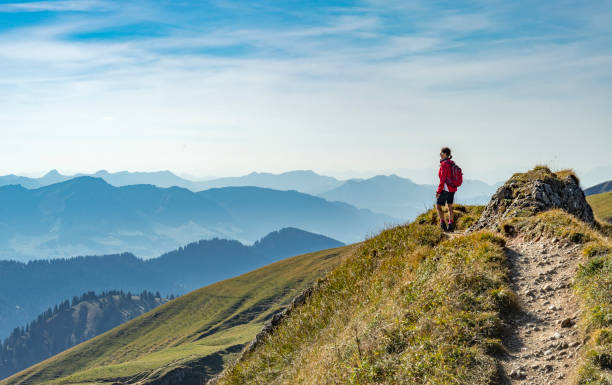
[0,0,610,183]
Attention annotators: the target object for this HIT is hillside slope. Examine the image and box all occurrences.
[213,167,611,385]
[0,291,167,380]
[587,191,612,223]
[1,245,356,385]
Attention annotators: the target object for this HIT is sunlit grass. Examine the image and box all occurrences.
[217,218,513,385]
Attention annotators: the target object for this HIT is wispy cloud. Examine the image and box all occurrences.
[0,0,610,180]
[0,0,108,12]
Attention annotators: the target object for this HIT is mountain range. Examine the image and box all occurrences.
[0,170,342,194]
[0,170,500,221]
[0,228,343,339]
[0,177,375,261]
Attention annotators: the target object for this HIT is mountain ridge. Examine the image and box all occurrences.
[0,227,343,339]
[0,177,381,261]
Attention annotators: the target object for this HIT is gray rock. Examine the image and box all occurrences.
[470,170,594,231]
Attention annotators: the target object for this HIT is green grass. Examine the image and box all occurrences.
[1,245,356,385]
[217,218,514,385]
[588,191,612,224]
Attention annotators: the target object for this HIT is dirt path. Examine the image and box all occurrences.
[500,238,584,384]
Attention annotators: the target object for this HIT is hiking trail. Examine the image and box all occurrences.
[500,237,583,384]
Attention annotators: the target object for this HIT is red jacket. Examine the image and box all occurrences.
[437,158,458,194]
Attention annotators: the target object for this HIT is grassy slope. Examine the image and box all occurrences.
[1,245,356,385]
[217,206,515,385]
[588,191,612,223]
[216,184,611,385]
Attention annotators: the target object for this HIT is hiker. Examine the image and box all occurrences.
[436,147,462,232]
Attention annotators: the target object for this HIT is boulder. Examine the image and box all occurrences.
[470,167,594,231]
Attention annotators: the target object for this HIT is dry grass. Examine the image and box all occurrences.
[216,218,513,385]
[588,191,612,224]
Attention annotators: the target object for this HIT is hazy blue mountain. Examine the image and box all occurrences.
[585,180,612,196]
[252,227,343,260]
[199,186,391,241]
[0,228,343,339]
[195,170,343,194]
[0,177,383,261]
[319,175,432,220]
[87,170,196,188]
[0,170,196,190]
[0,290,167,380]
[0,169,343,195]
[319,175,498,220]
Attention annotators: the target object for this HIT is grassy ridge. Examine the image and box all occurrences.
[217,207,515,385]
[588,191,612,223]
[1,245,356,385]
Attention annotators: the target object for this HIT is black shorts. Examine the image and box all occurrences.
[437,191,454,205]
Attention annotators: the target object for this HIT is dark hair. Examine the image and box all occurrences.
[441,147,451,157]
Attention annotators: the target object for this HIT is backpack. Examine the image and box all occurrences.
[447,160,463,188]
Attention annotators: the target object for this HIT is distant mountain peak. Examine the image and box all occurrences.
[54,176,112,188]
[44,169,62,178]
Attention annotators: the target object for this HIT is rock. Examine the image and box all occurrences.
[544,349,553,355]
[561,318,574,328]
[552,332,562,340]
[544,364,554,373]
[470,168,594,231]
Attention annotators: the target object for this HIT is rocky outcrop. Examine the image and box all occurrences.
[471,167,594,231]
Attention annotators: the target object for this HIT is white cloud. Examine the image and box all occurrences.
[0,1,610,182]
